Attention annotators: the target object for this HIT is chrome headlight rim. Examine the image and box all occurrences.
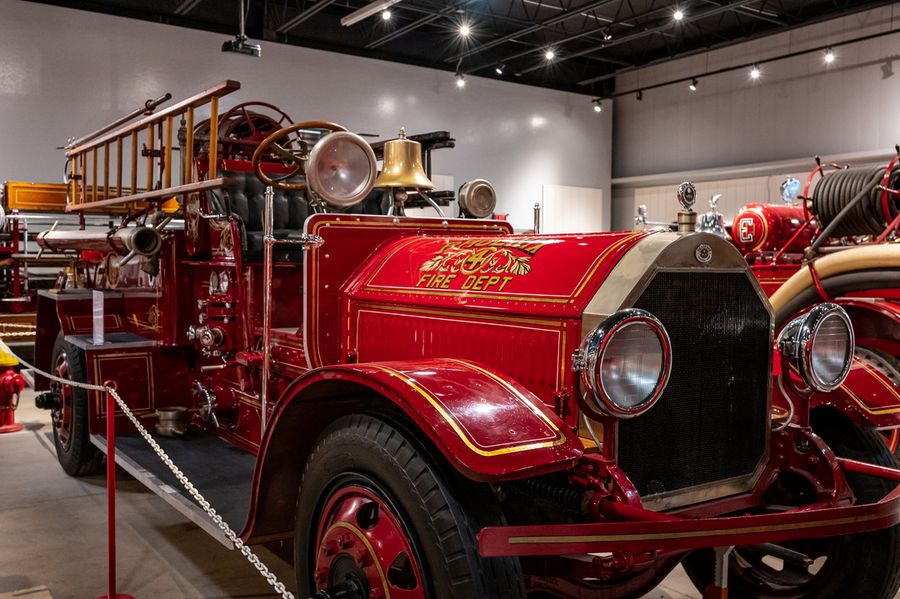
[778,303,854,393]
[578,308,672,419]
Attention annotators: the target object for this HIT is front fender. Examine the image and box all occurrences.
[241,358,582,542]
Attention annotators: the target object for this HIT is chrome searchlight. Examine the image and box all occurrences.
[576,309,672,419]
[306,131,377,208]
[778,303,854,392]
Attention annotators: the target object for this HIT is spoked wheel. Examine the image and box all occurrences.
[856,346,900,458]
[683,410,900,599]
[295,414,524,599]
[49,332,102,476]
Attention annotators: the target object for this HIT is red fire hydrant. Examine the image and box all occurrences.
[0,349,26,434]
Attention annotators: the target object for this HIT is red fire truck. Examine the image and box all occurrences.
[32,82,900,598]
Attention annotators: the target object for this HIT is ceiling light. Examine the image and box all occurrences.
[673,9,684,21]
[592,98,603,112]
[495,63,505,75]
[545,49,555,60]
[381,9,391,20]
[636,90,643,101]
[824,48,835,63]
[455,74,466,88]
[750,65,761,79]
[341,0,403,27]
[603,30,613,41]
[689,77,698,91]
[459,23,471,37]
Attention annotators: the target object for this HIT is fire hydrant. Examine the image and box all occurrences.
[0,348,26,434]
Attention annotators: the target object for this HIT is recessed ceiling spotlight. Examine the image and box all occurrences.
[545,48,556,60]
[455,73,466,88]
[459,23,471,37]
[495,63,505,75]
[381,9,391,20]
[824,47,835,63]
[750,65,761,79]
[673,8,684,21]
[592,98,603,112]
[689,77,698,91]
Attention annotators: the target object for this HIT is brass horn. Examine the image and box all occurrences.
[373,128,434,190]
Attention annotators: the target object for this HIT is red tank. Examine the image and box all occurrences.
[732,203,814,254]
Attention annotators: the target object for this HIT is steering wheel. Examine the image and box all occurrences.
[251,121,347,191]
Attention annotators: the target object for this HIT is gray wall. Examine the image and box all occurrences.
[0,0,612,230]
[612,4,900,179]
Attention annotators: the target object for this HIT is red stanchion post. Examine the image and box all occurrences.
[98,382,134,599]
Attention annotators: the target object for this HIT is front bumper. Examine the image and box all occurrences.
[479,463,900,557]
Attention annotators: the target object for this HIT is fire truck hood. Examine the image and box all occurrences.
[344,230,656,317]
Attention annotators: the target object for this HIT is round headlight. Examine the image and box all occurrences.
[778,303,854,392]
[578,309,672,419]
[219,271,230,294]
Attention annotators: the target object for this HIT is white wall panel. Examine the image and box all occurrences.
[611,5,900,179]
[541,184,604,233]
[0,0,612,231]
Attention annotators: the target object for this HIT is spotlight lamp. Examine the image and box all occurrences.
[673,8,684,21]
[545,48,556,60]
[455,73,466,88]
[824,47,835,63]
[750,65,761,80]
[495,63,505,75]
[459,23,471,37]
[603,30,613,41]
[592,98,603,113]
[381,9,391,20]
[637,90,643,101]
[689,77,698,91]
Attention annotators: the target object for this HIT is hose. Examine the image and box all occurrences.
[810,165,900,238]
[774,269,900,328]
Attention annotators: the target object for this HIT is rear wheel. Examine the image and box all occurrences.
[683,412,900,598]
[294,414,524,599]
[49,332,102,476]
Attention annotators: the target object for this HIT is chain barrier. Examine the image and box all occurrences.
[0,340,295,599]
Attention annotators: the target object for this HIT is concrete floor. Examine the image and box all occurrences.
[0,392,763,598]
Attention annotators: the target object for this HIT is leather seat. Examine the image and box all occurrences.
[210,170,388,262]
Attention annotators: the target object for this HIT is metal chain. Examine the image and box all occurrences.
[0,340,295,599]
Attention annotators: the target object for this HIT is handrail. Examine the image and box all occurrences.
[65,93,172,150]
[65,80,241,213]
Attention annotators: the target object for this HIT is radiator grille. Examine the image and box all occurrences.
[616,271,770,499]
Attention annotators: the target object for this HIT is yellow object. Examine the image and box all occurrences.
[0,346,19,367]
[373,128,435,190]
[161,196,180,214]
[769,244,900,312]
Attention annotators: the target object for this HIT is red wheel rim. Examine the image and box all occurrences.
[51,350,74,450]
[887,429,899,454]
[314,484,426,599]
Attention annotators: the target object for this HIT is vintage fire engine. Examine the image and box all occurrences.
[33,82,900,598]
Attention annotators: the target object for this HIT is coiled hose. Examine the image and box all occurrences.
[811,165,900,237]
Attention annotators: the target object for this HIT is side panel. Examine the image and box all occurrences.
[242,359,583,541]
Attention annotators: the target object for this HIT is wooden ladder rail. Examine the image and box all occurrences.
[65,80,241,213]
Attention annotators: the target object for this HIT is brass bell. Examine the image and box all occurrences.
[373,128,434,190]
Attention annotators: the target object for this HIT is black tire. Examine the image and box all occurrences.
[294,413,525,599]
[855,346,900,460]
[50,332,103,476]
[683,411,900,599]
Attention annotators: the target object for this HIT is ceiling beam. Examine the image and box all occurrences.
[276,0,341,33]
[173,0,203,16]
[366,7,453,48]
[444,0,619,63]
[516,0,763,75]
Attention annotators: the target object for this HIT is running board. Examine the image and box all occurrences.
[90,433,234,548]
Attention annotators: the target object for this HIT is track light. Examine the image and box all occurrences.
[824,47,835,63]
[603,30,612,41]
[459,23,471,37]
[592,98,603,112]
[495,64,505,75]
[637,90,643,101]
[455,73,466,88]
[381,9,391,20]
[750,65,761,80]
[689,77,698,91]
[673,8,684,21]
[545,49,555,60]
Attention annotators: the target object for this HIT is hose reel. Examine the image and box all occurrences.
[810,164,900,237]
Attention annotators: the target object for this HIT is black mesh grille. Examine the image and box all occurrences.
[616,271,770,498]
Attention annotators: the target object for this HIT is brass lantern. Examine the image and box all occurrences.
[374,128,434,190]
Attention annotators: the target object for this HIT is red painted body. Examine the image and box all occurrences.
[732,203,814,255]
